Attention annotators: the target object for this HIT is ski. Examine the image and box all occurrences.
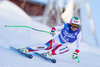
[34,52,56,63]
[10,46,33,59]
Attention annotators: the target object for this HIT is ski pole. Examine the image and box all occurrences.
[4,25,52,34]
[77,56,80,63]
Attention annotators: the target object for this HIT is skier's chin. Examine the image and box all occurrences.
[71,27,77,31]
[71,29,77,31]
[72,29,77,31]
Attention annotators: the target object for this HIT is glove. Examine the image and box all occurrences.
[50,27,56,36]
[50,30,55,36]
[72,52,78,59]
[72,49,80,59]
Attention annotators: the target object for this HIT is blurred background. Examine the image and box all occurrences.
[9,0,100,48]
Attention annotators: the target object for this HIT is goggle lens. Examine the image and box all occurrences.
[71,24,79,28]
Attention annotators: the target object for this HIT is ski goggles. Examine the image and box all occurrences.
[71,24,79,28]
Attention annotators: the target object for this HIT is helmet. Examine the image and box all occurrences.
[70,16,80,26]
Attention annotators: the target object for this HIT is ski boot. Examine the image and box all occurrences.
[18,47,29,53]
[41,51,53,58]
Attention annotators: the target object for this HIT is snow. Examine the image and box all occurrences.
[0,1,100,67]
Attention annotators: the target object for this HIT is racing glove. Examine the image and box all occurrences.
[72,49,80,59]
[50,27,56,36]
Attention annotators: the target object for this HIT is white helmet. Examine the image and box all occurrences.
[70,16,80,26]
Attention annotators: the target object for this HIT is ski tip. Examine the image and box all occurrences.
[51,59,56,63]
[28,55,33,59]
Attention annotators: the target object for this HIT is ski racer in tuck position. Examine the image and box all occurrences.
[19,16,82,59]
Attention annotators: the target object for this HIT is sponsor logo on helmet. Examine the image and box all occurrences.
[74,20,79,23]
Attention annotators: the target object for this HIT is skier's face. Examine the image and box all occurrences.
[71,26,78,31]
[71,24,79,31]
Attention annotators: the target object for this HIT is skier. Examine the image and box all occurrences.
[19,16,82,59]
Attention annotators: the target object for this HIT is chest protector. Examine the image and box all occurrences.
[61,23,80,43]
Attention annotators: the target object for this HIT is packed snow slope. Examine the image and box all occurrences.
[0,1,100,67]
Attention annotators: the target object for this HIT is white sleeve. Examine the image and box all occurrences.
[76,31,82,50]
[53,24,64,31]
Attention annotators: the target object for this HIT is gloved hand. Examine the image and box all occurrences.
[50,27,56,36]
[72,52,78,59]
[50,30,55,36]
